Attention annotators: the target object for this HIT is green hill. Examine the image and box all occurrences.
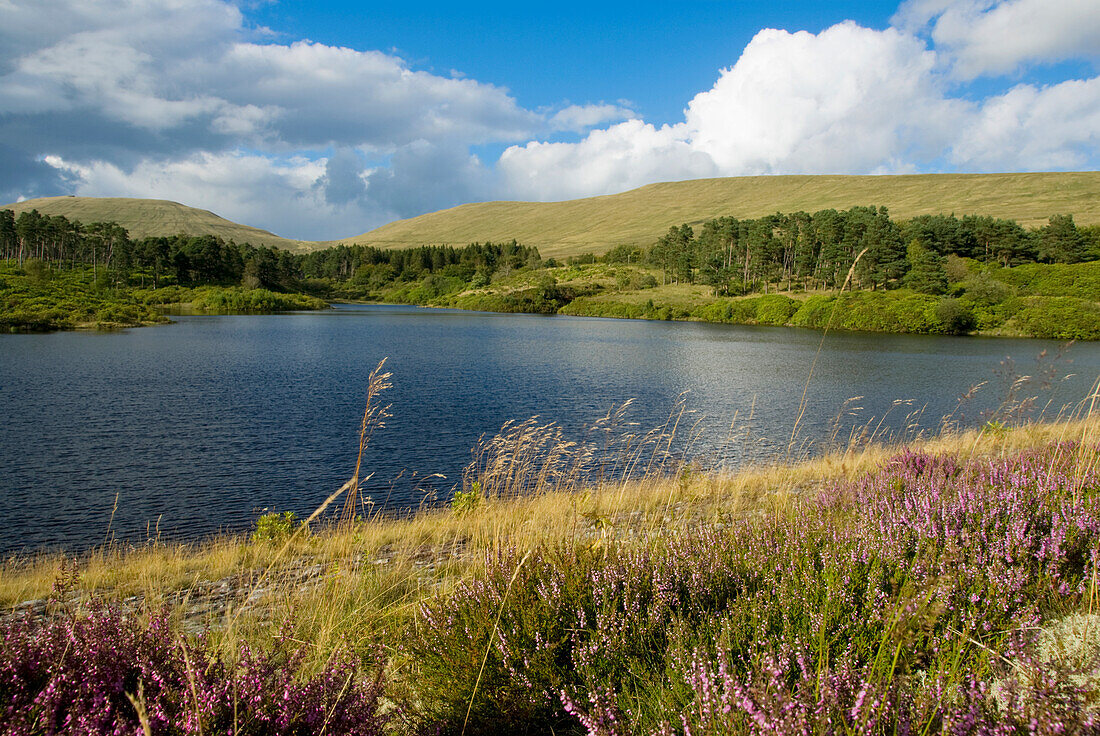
[6,172,1100,259]
[0,196,320,253]
[349,172,1100,258]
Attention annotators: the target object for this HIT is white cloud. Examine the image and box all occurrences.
[951,77,1100,169]
[549,103,635,133]
[893,0,1100,78]
[500,22,967,200]
[499,120,716,201]
[684,23,961,173]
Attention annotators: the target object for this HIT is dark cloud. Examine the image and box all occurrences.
[318,149,368,207]
[0,145,70,203]
[365,142,493,219]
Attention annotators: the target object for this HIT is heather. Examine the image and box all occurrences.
[407,439,1100,734]
[0,600,388,735]
[4,421,1100,734]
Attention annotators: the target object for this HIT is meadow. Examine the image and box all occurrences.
[3,362,1100,734]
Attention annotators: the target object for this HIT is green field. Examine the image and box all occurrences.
[0,196,319,252]
[352,172,1100,258]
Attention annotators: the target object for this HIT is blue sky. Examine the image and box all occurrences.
[1,0,1098,239]
[248,1,901,126]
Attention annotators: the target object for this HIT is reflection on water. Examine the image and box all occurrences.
[1,303,1097,553]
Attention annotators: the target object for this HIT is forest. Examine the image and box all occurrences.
[619,207,1098,295]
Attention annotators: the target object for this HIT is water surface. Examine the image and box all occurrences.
[2,304,1097,553]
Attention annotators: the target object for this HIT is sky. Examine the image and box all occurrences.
[1,0,1098,240]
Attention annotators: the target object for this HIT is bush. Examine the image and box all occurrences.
[754,294,799,325]
[933,297,977,334]
[407,444,1100,735]
[251,510,299,542]
[1003,296,1100,340]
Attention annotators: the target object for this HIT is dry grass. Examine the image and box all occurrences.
[353,172,1100,258]
[3,414,1097,615]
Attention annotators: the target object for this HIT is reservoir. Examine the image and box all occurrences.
[2,303,1098,554]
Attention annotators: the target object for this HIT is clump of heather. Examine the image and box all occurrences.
[408,442,1100,735]
[0,604,389,736]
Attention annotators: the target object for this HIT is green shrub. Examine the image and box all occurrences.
[451,482,483,516]
[993,261,1100,300]
[1002,296,1100,340]
[754,294,799,325]
[251,510,299,542]
[933,297,976,334]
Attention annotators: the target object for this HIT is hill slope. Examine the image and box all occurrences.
[350,172,1100,258]
[1,196,318,253]
[6,173,1099,258]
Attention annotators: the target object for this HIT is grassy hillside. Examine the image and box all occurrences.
[351,172,1100,258]
[1,196,321,253]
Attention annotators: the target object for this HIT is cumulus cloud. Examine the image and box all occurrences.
[499,22,968,200]
[548,103,635,133]
[500,121,717,201]
[4,0,1100,238]
[893,0,1100,78]
[0,0,539,234]
[951,77,1100,169]
[498,18,1100,202]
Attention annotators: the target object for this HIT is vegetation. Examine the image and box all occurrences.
[0,261,169,331]
[2,385,1099,734]
[3,203,1098,338]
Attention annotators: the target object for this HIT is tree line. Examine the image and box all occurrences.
[0,208,542,291]
[607,207,1098,296]
[4,205,1097,299]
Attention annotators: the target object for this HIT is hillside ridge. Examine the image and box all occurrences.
[6,172,1099,258]
[350,172,1100,258]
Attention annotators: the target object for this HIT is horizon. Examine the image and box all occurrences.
[1,0,1099,240]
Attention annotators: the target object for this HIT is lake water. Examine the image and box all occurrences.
[2,303,1098,554]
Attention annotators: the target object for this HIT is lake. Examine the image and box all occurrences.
[2,303,1098,554]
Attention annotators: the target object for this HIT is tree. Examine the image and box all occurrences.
[1037,214,1087,263]
[0,209,14,261]
[903,241,947,295]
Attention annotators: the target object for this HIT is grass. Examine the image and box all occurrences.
[352,172,1100,258]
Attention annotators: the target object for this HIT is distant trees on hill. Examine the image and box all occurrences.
[607,207,1098,296]
[0,207,541,293]
[2,205,1096,298]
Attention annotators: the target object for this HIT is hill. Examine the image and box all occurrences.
[6,173,1100,259]
[0,196,319,253]
[350,172,1100,258]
